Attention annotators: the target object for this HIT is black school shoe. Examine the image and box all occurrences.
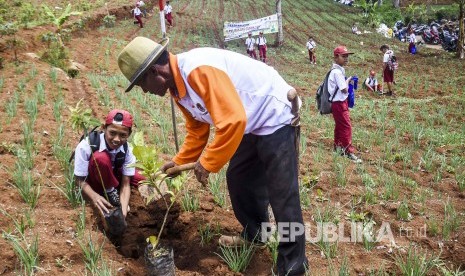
[347,153,362,163]
[106,189,121,207]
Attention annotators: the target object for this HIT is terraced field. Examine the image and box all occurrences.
[0,0,464,275]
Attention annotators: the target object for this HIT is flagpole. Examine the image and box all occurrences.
[159,0,179,153]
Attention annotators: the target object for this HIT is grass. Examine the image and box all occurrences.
[209,168,228,208]
[393,245,441,276]
[181,190,200,212]
[198,222,220,246]
[443,198,461,240]
[78,232,105,274]
[1,232,39,275]
[11,160,41,208]
[216,241,255,273]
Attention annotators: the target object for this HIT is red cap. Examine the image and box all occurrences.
[333,46,354,56]
[105,109,133,128]
[370,70,376,76]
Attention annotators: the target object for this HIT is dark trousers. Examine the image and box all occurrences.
[226,125,308,275]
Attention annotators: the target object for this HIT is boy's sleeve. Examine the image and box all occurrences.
[122,145,136,176]
[74,140,91,177]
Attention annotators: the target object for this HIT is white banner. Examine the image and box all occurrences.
[223,14,278,42]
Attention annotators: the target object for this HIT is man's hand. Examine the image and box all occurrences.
[92,194,113,216]
[194,161,210,187]
[161,161,180,177]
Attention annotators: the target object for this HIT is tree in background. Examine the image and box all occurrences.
[457,0,465,59]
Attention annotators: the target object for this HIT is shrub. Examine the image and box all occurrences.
[103,15,116,28]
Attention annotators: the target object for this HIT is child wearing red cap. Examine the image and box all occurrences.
[73,109,144,230]
[364,70,382,94]
[327,46,362,163]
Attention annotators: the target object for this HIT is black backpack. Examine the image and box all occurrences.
[69,126,128,173]
[316,69,338,115]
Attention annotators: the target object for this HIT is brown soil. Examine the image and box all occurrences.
[0,2,464,276]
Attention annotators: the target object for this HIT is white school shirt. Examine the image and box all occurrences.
[409,33,416,43]
[164,4,172,14]
[327,64,348,102]
[134,7,142,16]
[383,50,393,63]
[74,133,136,177]
[306,40,316,50]
[365,76,378,87]
[245,37,255,51]
[257,36,267,46]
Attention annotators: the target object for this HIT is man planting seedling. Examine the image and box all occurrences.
[118,36,308,275]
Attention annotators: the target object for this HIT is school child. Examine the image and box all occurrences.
[245,33,257,59]
[257,31,267,63]
[364,70,382,94]
[306,36,317,65]
[328,46,362,163]
[73,109,144,233]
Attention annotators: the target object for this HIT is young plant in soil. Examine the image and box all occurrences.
[130,131,187,251]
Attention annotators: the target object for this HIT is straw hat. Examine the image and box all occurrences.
[117,37,169,92]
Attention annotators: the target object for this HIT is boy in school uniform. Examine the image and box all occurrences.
[364,70,382,94]
[245,33,257,59]
[74,110,144,229]
[306,36,317,65]
[380,44,395,96]
[328,46,362,163]
[257,31,267,63]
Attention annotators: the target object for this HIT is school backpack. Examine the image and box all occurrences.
[387,51,399,70]
[69,126,128,173]
[316,69,338,115]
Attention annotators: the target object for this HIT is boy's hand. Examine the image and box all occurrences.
[92,194,113,216]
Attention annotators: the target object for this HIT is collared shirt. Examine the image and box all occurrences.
[74,133,136,177]
[365,76,378,87]
[328,63,348,102]
[134,7,142,16]
[245,37,255,50]
[164,4,172,14]
[409,33,416,43]
[383,50,393,63]
[168,48,297,173]
[257,36,267,46]
[306,40,316,50]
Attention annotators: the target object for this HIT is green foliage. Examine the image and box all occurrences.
[133,132,188,250]
[103,14,116,28]
[394,246,441,276]
[41,44,69,69]
[42,4,81,31]
[19,3,35,28]
[216,242,255,273]
[1,232,39,275]
[198,222,220,246]
[68,99,101,133]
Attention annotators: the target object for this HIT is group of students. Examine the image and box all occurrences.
[132,0,173,28]
[244,32,269,63]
